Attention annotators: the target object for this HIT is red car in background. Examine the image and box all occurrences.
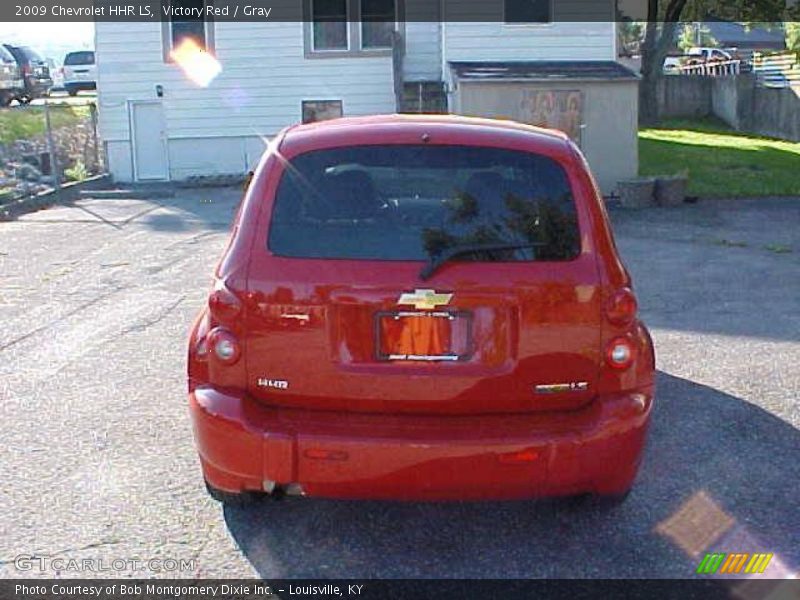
[187,115,655,504]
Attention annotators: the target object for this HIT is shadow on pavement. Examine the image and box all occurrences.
[136,188,241,233]
[223,372,799,578]
[24,185,245,233]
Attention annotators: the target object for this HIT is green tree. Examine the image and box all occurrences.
[619,20,645,55]
[677,22,719,51]
[786,22,800,52]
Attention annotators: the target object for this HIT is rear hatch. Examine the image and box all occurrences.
[19,47,50,81]
[63,51,96,82]
[245,143,602,415]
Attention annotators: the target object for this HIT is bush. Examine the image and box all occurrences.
[65,160,89,182]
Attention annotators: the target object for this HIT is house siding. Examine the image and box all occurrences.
[403,22,442,81]
[96,21,396,181]
[97,11,627,183]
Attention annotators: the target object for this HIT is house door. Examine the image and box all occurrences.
[130,101,168,181]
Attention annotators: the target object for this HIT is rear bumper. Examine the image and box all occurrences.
[64,81,96,90]
[189,387,653,500]
[23,80,52,97]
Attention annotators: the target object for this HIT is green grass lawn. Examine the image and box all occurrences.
[639,118,800,197]
[0,104,90,145]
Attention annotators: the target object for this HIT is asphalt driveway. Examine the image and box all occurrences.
[0,190,797,579]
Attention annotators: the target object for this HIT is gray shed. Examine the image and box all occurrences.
[449,61,640,194]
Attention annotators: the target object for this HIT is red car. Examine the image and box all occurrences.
[188,115,655,504]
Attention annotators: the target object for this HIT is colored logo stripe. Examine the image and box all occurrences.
[745,553,773,574]
[697,553,773,574]
[720,553,749,573]
[697,553,726,574]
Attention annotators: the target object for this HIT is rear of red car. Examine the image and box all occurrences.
[188,115,655,502]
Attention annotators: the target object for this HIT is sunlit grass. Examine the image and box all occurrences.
[0,105,90,145]
[639,118,800,197]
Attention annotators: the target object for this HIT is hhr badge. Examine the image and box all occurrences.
[535,382,589,394]
[397,289,453,311]
[258,378,289,390]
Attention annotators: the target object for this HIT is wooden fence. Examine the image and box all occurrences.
[752,52,800,88]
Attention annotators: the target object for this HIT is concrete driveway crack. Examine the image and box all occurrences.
[119,295,186,336]
[0,288,124,353]
[0,539,124,564]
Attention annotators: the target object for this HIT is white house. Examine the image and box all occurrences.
[95,0,639,192]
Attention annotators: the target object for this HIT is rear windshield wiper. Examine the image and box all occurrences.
[420,242,546,281]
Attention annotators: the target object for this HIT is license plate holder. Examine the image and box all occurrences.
[375,310,472,362]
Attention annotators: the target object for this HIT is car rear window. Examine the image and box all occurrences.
[19,47,43,62]
[268,144,580,262]
[0,46,15,64]
[64,51,95,66]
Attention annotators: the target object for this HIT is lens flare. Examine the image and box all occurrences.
[170,38,222,87]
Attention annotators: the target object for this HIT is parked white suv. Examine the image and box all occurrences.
[62,50,96,96]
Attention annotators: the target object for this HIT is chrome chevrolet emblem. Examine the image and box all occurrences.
[397,289,453,311]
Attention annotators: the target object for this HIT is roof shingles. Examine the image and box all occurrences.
[450,61,640,81]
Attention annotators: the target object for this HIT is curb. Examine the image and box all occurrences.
[79,185,176,200]
[0,174,111,222]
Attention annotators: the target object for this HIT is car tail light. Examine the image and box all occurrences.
[605,336,635,370]
[208,283,242,322]
[195,335,210,359]
[207,327,241,365]
[605,288,637,325]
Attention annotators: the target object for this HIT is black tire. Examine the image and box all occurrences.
[67,88,78,97]
[205,480,265,506]
[592,489,632,509]
[563,488,631,510]
[0,95,10,107]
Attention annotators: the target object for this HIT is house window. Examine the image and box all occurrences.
[361,0,396,49]
[311,0,349,51]
[163,0,214,61]
[504,0,552,23]
[306,0,397,55]
[302,100,344,123]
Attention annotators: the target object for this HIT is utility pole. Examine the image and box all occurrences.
[44,99,61,202]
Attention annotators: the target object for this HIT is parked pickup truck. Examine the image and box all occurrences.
[687,47,734,63]
[664,47,735,73]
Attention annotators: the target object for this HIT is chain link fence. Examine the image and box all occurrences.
[0,99,105,209]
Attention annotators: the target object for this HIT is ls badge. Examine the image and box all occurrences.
[535,382,589,394]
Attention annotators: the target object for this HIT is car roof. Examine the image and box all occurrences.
[278,114,572,160]
[4,45,39,59]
